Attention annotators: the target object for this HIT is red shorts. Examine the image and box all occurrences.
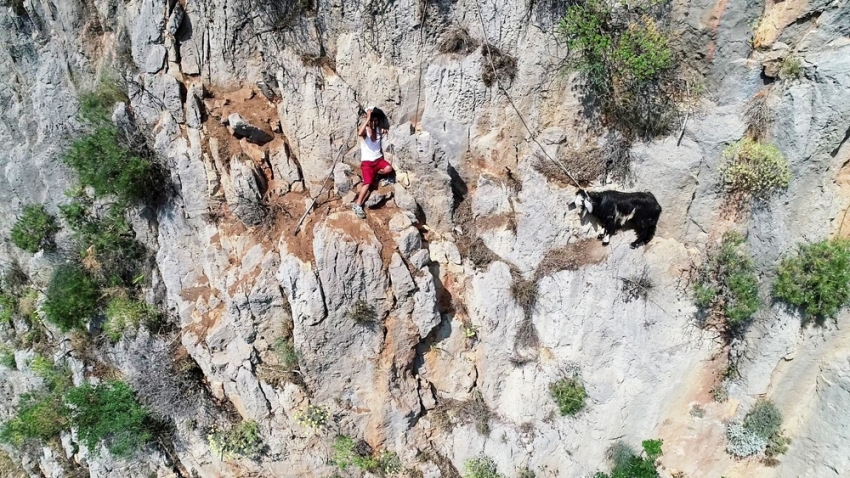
[360,158,391,187]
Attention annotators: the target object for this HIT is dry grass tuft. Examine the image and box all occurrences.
[744,88,773,141]
[510,276,538,318]
[535,240,605,281]
[438,27,479,56]
[533,146,603,187]
[481,44,518,87]
[455,390,494,436]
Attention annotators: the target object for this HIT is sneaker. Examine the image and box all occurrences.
[379,173,397,187]
[352,204,366,218]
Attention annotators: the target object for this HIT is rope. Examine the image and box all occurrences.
[470,0,585,192]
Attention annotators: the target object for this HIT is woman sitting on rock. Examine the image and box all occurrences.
[352,106,394,219]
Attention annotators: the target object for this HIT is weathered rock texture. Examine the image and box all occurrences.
[1,0,850,476]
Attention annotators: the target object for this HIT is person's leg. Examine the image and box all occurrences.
[376,159,394,185]
[355,183,371,206]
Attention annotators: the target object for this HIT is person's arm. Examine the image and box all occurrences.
[358,109,372,138]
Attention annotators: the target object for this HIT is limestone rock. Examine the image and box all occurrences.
[270,145,302,192]
[166,3,184,35]
[144,44,166,73]
[228,113,274,145]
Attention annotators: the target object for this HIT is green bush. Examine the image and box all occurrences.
[64,380,151,457]
[78,75,128,125]
[774,239,850,320]
[60,200,146,286]
[693,232,760,327]
[0,293,16,323]
[294,404,329,430]
[332,435,379,471]
[549,377,587,416]
[595,439,663,478]
[104,297,160,342]
[11,205,59,253]
[42,264,100,332]
[63,126,154,204]
[0,393,69,447]
[463,455,506,478]
[743,400,782,440]
[779,56,803,80]
[30,355,73,394]
[721,138,790,199]
[0,347,16,369]
[273,337,299,370]
[208,421,264,460]
[558,0,681,138]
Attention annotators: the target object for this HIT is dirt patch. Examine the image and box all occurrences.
[534,239,607,280]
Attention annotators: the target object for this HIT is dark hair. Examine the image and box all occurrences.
[369,107,390,130]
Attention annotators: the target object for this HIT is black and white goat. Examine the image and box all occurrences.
[573,190,662,248]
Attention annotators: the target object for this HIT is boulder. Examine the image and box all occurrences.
[144,44,166,73]
[228,113,274,145]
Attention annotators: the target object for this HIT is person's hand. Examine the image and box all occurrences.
[365,108,373,118]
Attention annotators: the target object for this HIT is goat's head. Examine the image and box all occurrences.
[573,191,593,216]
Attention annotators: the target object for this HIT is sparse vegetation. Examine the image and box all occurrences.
[11,205,59,253]
[743,89,773,140]
[439,27,479,55]
[78,75,128,124]
[456,389,494,436]
[348,299,377,324]
[558,0,686,139]
[243,0,314,31]
[64,380,152,457]
[549,377,587,416]
[294,405,329,430]
[621,267,654,302]
[517,467,536,478]
[208,420,264,460]
[779,55,803,80]
[726,400,787,459]
[774,238,850,321]
[463,455,506,478]
[693,232,760,329]
[721,138,790,200]
[0,347,15,369]
[60,198,146,286]
[0,293,16,323]
[0,392,69,447]
[510,276,538,317]
[104,296,161,342]
[42,264,100,332]
[480,44,518,87]
[594,439,663,478]
[332,435,380,472]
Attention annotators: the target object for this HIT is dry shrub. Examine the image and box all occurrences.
[455,390,494,436]
[602,135,633,183]
[510,276,538,317]
[620,267,654,303]
[514,317,539,350]
[535,240,605,281]
[300,53,336,71]
[481,44,518,87]
[533,146,603,187]
[438,27,479,55]
[744,88,773,140]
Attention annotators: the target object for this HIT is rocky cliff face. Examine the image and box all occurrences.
[1,0,849,477]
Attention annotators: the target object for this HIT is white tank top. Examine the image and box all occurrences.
[360,129,384,162]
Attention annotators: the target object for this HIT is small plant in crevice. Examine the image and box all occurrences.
[332,435,379,472]
[779,55,803,80]
[549,376,587,417]
[510,275,538,318]
[294,405,329,431]
[208,420,264,460]
[0,292,16,324]
[594,439,663,478]
[348,299,377,324]
[693,231,760,332]
[42,263,100,332]
[103,296,162,342]
[480,43,518,87]
[720,138,790,201]
[11,205,60,254]
[621,267,654,303]
[0,346,16,369]
[463,455,506,478]
[517,466,536,478]
[774,238,850,323]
